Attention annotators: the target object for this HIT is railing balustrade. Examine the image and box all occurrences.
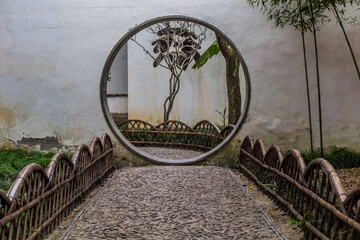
[238,135,360,239]
[117,119,234,151]
[0,133,114,240]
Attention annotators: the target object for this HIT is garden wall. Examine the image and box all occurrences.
[126,29,232,126]
[0,0,359,166]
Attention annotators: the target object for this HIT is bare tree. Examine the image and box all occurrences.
[131,21,206,122]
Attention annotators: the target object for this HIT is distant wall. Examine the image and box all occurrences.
[111,29,247,126]
[108,43,128,95]
[108,96,128,115]
[108,43,128,118]
[127,30,232,126]
[0,0,359,164]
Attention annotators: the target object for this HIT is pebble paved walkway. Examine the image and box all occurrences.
[139,147,203,159]
[64,166,282,239]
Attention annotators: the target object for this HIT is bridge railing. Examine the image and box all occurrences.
[238,135,360,239]
[0,133,114,240]
[117,119,234,152]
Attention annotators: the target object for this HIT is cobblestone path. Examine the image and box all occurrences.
[64,166,282,239]
[139,147,203,159]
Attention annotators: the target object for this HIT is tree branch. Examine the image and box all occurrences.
[130,38,170,70]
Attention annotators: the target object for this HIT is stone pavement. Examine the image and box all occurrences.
[63,166,284,239]
[139,147,203,160]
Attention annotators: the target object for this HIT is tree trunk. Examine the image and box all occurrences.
[163,73,180,122]
[216,34,241,125]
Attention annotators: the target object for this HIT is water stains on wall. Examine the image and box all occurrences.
[0,102,16,128]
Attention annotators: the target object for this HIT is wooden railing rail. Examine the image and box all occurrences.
[0,133,114,240]
[117,119,235,151]
[238,135,360,239]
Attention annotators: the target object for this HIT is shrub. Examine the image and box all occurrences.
[0,148,54,192]
[302,147,360,170]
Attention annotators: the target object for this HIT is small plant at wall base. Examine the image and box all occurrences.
[290,211,310,231]
[216,107,228,130]
[264,180,277,191]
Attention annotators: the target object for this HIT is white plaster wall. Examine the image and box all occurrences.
[107,44,128,114]
[0,0,359,153]
[108,43,128,95]
[127,29,236,126]
[108,96,128,114]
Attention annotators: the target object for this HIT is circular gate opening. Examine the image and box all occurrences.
[100,16,251,164]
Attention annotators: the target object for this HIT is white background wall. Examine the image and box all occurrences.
[108,44,128,115]
[127,28,246,126]
[108,43,128,95]
[108,96,128,115]
[0,0,360,152]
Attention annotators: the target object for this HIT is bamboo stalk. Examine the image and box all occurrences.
[332,5,360,82]
[309,0,324,156]
[299,0,314,155]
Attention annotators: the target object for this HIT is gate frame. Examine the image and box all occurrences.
[100,15,251,164]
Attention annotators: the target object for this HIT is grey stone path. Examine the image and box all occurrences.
[139,147,203,160]
[65,166,282,239]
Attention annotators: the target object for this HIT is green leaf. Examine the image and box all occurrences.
[192,40,220,69]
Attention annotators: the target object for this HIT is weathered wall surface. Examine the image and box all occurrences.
[1,0,360,166]
[110,27,247,126]
[107,43,128,117]
[108,44,128,96]
[108,96,128,115]
[127,29,232,126]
